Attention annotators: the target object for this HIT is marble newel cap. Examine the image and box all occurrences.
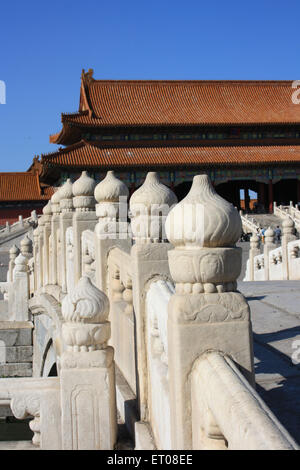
[94,170,129,203]
[265,226,274,237]
[165,174,242,248]
[51,187,62,205]
[130,172,177,209]
[60,179,73,199]
[42,201,52,215]
[62,276,109,324]
[9,244,19,256]
[72,171,96,197]
[283,216,294,229]
[21,234,32,249]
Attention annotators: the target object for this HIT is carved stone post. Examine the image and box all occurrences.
[264,227,276,280]
[50,187,62,285]
[37,217,45,289]
[282,217,297,280]
[59,179,74,293]
[33,228,39,291]
[42,201,52,286]
[20,234,33,260]
[249,233,261,281]
[8,244,19,283]
[165,174,254,450]
[111,268,124,301]
[60,276,117,449]
[8,253,30,321]
[130,172,177,420]
[94,170,129,293]
[72,172,97,285]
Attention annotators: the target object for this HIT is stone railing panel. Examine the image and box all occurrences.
[146,279,174,449]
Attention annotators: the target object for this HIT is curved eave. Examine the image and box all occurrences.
[40,142,300,171]
[54,115,300,129]
[49,122,82,145]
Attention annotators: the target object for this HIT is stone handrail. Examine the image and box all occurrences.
[0,211,39,238]
[145,279,175,449]
[192,352,298,450]
[274,202,300,230]
[0,377,61,449]
[239,211,260,234]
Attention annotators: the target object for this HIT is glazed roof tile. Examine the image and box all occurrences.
[0,172,53,201]
[64,80,300,127]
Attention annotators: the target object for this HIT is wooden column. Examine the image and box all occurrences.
[245,188,250,212]
[258,182,265,210]
[297,180,300,204]
[268,180,274,213]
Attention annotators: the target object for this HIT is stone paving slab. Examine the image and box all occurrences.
[0,440,38,450]
[239,280,300,444]
[0,327,33,347]
[0,362,32,378]
[5,346,33,363]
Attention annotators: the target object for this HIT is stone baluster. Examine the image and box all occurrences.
[165,174,254,450]
[59,178,74,293]
[282,217,297,280]
[8,244,19,282]
[123,276,133,316]
[41,201,52,286]
[50,187,62,285]
[20,234,33,259]
[60,275,117,449]
[37,216,45,289]
[82,245,95,279]
[33,228,39,291]
[249,233,261,281]
[129,171,177,420]
[8,253,30,321]
[94,170,129,293]
[31,209,38,224]
[291,245,299,259]
[263,227,276,280]
[72,172,97,285]
[111,268,124,301]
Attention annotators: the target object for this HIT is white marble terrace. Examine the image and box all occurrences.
[0,170,298,450]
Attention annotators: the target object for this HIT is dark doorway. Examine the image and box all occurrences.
[48,363,58,377]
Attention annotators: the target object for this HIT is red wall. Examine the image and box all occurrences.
[0,207,43,226]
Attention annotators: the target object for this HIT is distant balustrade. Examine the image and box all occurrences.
[244,216,300,281]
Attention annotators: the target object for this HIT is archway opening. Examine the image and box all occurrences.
[215,180,263,213]
[48,363,58,377]
[274,179,298,206]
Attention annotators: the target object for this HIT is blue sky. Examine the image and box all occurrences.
[0,0,300,172]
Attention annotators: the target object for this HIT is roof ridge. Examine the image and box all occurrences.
[90,79,296,85]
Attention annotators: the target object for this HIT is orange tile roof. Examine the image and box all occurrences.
[63,79,300,128]
[0,172,53,202]
[41,140,300,169]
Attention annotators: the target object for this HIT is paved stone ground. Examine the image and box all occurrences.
[239,280,300,445]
